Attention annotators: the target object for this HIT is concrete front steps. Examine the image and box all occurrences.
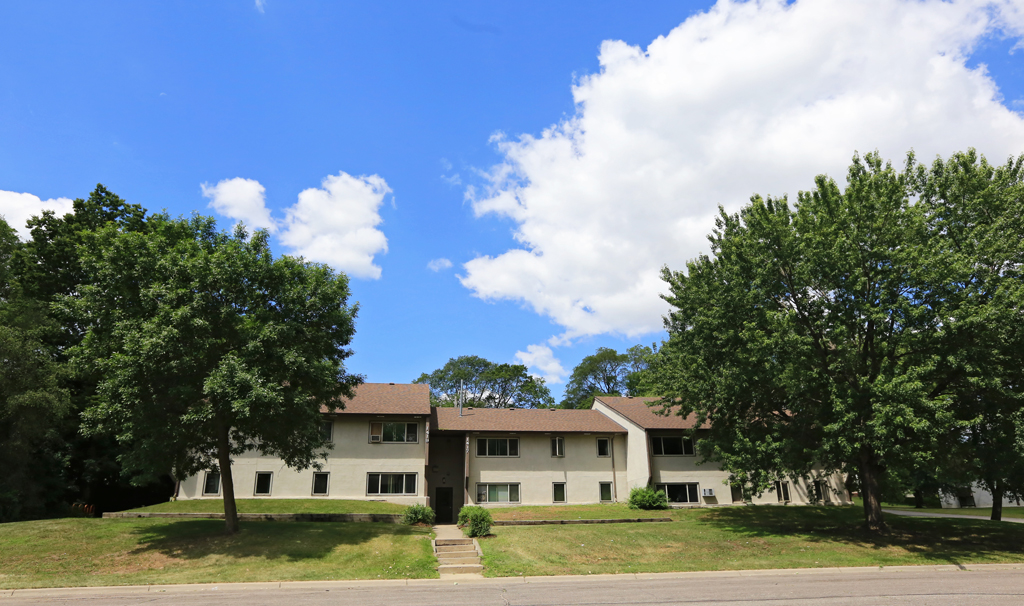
[434,537,483,575]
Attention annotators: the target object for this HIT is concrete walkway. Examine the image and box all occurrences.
[883,508,1024,523]
[432,525,484,580]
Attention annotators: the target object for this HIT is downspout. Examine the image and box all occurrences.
[610,435,618,501]
[464,434,471,505]
[424,418,430,508]
[645,429,654,487]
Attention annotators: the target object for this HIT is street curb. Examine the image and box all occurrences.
[3,562,1022,598]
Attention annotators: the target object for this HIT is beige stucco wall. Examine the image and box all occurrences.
[177,415,428,505]
[466,432,628,506]
[591,400,651,491]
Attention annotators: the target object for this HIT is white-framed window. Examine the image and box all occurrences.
[203,471,221,496]
[597,437,611,457]
[254,472,273,496]
[651,436,695,456]
[320,421,334,443]
[367,473,417,495]
[476,437,519,457]
[477,483,520,503]
[312,472,330,496]
[775,481,791,503]
[599,482,613,502]
[813,480,830,503]
[369,422,418,443]
[553,482,566,503]
[551,436,565,457]
[656,483,700,503]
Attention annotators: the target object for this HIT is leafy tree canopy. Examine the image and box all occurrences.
[654,150,1024,530]
[68,217,361,533]
[560,345,657,409]
[414,355,554,408]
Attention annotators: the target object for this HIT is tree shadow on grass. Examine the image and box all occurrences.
[699,505,1024,566]
[127,520,428,562]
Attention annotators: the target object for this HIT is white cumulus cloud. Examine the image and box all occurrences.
[514,344,568,384]
[201,177,277,233]
[461,0,1024,343]
[428,258,454,271]
[279,172,391,280]
[0,191,74,240]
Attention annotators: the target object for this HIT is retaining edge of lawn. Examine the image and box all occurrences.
[101,512,403,523]
[492,517,672,526]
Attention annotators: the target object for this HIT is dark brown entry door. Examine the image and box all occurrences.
[435,487,454,524]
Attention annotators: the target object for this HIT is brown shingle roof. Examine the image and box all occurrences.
[432,406,627,434]
[595,396,705,429]
[322,383,431,415]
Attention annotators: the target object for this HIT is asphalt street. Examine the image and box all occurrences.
[4,565,1024,606]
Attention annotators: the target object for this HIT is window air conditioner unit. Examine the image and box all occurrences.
[370,435,381,443]
[702,488,715,497]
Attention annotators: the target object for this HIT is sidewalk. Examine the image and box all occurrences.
[883,509,1024,524]
[3,563,1023,599]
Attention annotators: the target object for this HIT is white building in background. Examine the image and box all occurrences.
[177,384,850,523]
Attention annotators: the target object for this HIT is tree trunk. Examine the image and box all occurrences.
[859,452,886,531]
[216,422,239,534]
[990,480,1003,522]
[913,489,924,509]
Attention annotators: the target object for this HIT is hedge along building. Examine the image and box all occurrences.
[176,383,848,519]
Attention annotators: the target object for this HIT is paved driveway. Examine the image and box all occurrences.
[3,564,1023,605]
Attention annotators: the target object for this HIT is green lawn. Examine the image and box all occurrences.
[478,505,1024,577]
[0,518,436,589]
[128,498,407,515]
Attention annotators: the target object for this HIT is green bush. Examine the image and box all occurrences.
[457,505,492,537]
[401,503,436,525]
[628,486,668,510]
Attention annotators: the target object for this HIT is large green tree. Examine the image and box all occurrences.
[414,355,554,408]
[69,217,361,533]
[560,345,656,409]
[654,151,1008,530]
[0,217,70,521]
[918,150,1024,521]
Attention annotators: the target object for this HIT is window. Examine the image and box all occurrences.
[813,480,830,503]
[597,438,610,457]
[476,437,519,457]
[312,472,330,496]
[551,436,564,457]
[254,472,273,496]
[370,422,418,443]
[730,485,745,503]
[775,481,791,503]
[651,436,695,456]
[320,421,334,443]
[656,483,700,503]
[367,473,417,495]
[203,471,221,496]
[553,482,566,503]
[477,483,520,503]
[599,482,613,502]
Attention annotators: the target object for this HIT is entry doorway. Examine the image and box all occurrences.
[435,487,454,524]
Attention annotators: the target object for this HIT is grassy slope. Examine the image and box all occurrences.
[479,505,1024,577]
[0,518,435,589]
[128,499,406,514]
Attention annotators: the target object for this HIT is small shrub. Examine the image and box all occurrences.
[401,503,436,525]
[628,486,668,510]
[458,505,492,537]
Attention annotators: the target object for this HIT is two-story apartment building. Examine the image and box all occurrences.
[176,383,849,517]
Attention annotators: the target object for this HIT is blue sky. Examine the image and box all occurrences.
[2,1,1023,401]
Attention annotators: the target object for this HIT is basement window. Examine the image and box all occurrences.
[312,472,330,496]
[775,481,791,503]
[553,482,566,503]
[656,483,699,503]
[477,483,520,503]
[600,482,613,502]
[203,471,221,496]
[254,472,273,496]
